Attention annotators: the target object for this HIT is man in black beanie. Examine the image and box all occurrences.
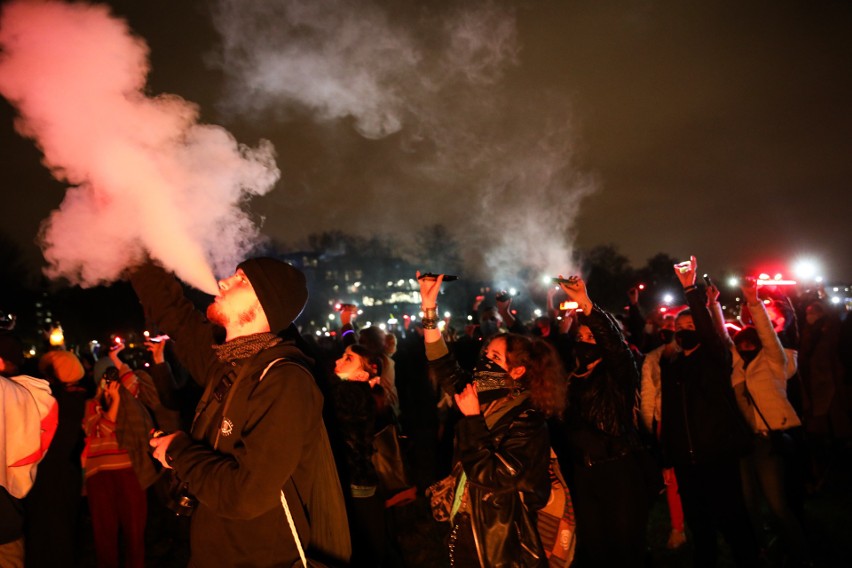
[135,259,350,567]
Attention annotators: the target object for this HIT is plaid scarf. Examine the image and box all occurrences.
[213,332,283,364]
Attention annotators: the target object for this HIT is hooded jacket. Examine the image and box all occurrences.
[131,263,350,568]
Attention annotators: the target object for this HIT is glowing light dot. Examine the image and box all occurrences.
[831,297,841,305]
[663,293,674,304]
[728,277,739,288]
[534,309,542,317]
[444,311,451,318]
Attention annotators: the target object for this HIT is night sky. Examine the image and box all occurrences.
[1,0,850,287]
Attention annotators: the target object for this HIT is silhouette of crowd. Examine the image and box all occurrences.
[2,254,850,568]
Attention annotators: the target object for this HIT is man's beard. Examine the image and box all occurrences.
[206,302,258,328]
[207,302,228,327]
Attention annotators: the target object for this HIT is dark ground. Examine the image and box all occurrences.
[73,444,852,567]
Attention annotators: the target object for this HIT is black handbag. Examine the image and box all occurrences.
[372,423,416,507]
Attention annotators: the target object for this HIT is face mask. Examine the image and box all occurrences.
[675,329,700,350]
[738,349,759,365]
[573,341,603,374]
[471,356,513,403]
[659,329,675,344]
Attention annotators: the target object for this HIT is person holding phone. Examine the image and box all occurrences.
[418,272,566,567]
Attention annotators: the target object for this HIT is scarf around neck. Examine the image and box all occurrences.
[213,332,282,364]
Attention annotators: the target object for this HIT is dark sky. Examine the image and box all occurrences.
[2,0,851,285]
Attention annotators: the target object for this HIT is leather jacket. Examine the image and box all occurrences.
[429,352,550,567]
[565,305,643,466]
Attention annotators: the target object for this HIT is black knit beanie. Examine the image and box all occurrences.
[237,257,308,334]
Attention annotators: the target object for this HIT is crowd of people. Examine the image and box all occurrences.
[1,253,850,567]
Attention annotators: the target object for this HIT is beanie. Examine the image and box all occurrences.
[237,257,308,334]
[0,332,24,372]
[39,350,85,384]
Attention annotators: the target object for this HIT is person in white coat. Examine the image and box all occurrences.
[708,277,809,564]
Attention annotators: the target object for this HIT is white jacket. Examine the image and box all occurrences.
[1,375,57,498]
[730,302,801,432]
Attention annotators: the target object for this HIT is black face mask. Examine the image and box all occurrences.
[659,329,675,344]
[738,348,760,366]
[573,341,603,374]
[675,329,700,350]
[470,356,513,403]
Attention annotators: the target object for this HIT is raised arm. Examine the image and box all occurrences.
[130,262,226,387]
[741,278,788,371]
[706,281,733,348]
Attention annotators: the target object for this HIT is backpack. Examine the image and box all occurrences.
[485,395,578,567]
[536,449,577,567]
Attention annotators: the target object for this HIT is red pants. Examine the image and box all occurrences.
[86,468,146,568]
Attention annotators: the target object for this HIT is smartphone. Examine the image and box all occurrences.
[703,274,713,287]
[559,301,579,310]
[418,273,459,281]
[675,261,691,274]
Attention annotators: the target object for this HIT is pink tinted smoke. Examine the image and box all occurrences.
[0,0,279,294]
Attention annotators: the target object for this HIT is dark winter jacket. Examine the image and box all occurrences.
[564,306,642,466]
[429,347,549,567]
[659,288,752,467]
[131,263,350,568]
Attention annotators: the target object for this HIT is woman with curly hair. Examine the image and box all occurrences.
[557,275,652,567]
[419,272,567,567]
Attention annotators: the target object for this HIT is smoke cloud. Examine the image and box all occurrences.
[212,0,594,282]
[0,0,279,294]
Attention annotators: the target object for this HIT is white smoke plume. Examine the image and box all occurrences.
[0,0,279,294]
[212,0,593,282]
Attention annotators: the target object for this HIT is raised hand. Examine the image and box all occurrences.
[740,276,759,305]
[417,271,443,309]
[706,281,720,304]
[558,275,593,313]
[674,255,698,288]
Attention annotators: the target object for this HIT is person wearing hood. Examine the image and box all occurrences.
[419,272,566,567]
[0,333,57,568]
[659,256,758,568]
[136,258,350,568]
[708,277,809,564]
[557,275,651,567]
